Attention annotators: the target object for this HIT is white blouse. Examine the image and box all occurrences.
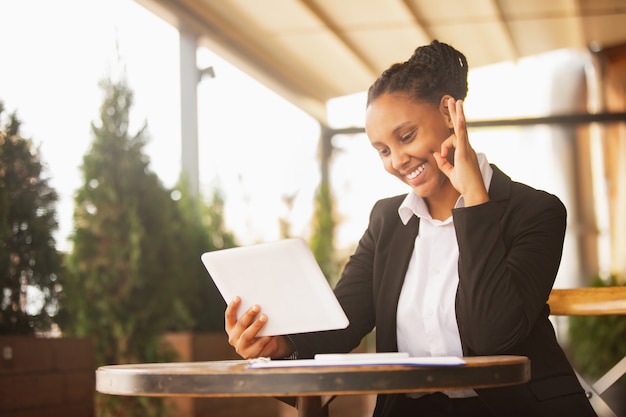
[396,154,493,398]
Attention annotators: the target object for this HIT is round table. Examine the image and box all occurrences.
[96,355,530,417]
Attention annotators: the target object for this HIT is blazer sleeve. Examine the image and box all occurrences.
[287,198,393,358]
[453,180,567,354]
[288,195,408,358]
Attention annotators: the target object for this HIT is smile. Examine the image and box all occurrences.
[406,163,425,180]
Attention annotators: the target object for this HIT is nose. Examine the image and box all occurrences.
[390,149,409,170]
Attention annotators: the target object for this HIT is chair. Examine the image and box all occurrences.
[548,287,626,417]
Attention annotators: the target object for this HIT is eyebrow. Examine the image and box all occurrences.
[392,121,412,137]
[368,121,413,147]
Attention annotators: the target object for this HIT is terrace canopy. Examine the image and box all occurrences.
[136,0,626,279]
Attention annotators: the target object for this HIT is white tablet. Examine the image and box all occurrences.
[201,238,349,337]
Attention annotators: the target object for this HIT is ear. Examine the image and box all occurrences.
[439,95,454,129]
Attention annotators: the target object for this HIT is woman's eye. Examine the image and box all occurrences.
[400,131,415,143]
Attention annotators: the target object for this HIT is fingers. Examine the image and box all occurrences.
[436,98,464,171]
[448,97,457,130]
[235,315,273,359]
[448,98,467,151]
[225,297,261,332]
[237,334,273,359]
[434,135,455,175]
[443,98,489,205]
[224,296,241,331]
[224,297,272,358]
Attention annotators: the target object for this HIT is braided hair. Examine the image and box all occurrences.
[367,40,468,107]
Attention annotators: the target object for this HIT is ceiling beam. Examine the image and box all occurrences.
[489,0,520,61]
[401,0,436,41]
[299,0,380,78]
[572,0,591,50]
[136,0,330,123]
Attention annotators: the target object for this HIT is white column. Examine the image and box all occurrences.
[179,26,200,196]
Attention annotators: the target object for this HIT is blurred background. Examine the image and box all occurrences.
[1,1,625,416]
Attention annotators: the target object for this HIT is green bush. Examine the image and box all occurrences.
[568,275,626,381]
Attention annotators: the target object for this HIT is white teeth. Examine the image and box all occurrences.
[406,165,425,180]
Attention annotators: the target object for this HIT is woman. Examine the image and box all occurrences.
[225,41,597,417]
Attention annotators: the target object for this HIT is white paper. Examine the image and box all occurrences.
[314,352,409,361]
[247,353,465,369]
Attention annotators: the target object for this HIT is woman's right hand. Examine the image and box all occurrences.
[224,296,293,359]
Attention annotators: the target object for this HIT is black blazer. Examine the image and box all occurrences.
[290,165,596,417]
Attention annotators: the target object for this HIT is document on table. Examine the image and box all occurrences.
[247,352,465,369]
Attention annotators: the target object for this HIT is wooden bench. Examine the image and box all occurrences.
[548,286,626,417]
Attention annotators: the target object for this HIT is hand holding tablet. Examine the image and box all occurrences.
[201,238,349,337]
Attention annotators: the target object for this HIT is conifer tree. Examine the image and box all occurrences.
[62,76,188,416]
[0,102,62,335]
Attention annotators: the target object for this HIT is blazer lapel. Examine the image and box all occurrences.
[457,164,512,355]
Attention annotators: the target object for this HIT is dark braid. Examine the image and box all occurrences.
[367,40,468,107]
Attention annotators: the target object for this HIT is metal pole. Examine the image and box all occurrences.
[179,25,200,196]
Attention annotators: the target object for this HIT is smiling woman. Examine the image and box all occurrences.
[223,40,599,417]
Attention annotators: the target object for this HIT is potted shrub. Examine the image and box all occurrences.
[567,274,626,415]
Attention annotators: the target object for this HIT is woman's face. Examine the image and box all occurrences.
[365,92,453,199]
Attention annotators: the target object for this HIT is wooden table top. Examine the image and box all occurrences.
[96,355,530,398]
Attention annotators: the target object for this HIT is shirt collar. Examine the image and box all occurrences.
[398,153,493,225]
